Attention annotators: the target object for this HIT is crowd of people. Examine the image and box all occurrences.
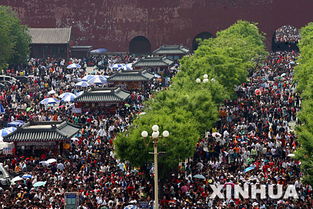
[0,54,163,127]
[168,51,312,208]
[0,48,312,208]
[0,54,170,208]
[275,26,300,43]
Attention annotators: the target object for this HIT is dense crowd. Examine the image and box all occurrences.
[0,55,158,127]
[0,50,312,209]
[275,26,300,43]
[161,51,312,208]
[0,55,168,209]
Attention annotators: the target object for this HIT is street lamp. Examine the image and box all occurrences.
[196,74,216,83]
[141,125,169,209]
[196,74,209,83]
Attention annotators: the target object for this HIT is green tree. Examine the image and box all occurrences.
[114,108,200,177]
[114,20,266,180]
[294,22,313,186]
[178,47,246,92]
[0,7,14,71]
[148,88,218,133]
[295,98,313,185]
[0,6,30,71]
[176,21,266,98]
[8,21,31,65]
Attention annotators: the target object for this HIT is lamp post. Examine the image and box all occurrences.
[141,125,169,209]
[196,74,216,136]
[196,74,209,83]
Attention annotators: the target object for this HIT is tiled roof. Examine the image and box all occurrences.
[107,70,154,82]
[28,28,71,44]
[132,56,174,67]
[153,45,189,55]
[3,121,80,142]
[74,87,130,103]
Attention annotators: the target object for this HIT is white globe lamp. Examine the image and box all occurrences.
[152,131,160,139]
[162,130,169,137]
[152,125,159,132]
[141,131,148,138]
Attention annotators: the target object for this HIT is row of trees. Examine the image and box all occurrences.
[0,6,30,71]
[114,20,267,178]
[294,23,313,185]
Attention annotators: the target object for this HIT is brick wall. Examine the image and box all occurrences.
[2,0,313,51]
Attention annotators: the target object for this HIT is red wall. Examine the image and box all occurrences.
[2,0,313,51]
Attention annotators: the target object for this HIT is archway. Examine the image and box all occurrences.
[192,32,214,51]
[272,25,300,52]
[129,36,151,55]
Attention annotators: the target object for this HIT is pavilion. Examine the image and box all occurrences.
[132,56,174,75]
[74,87,130,113]
[3,121,80,156]
[153,45,190,60]
[107,70,154,91]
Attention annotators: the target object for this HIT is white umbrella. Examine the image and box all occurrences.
[88,77,103,85]
[154,73,161,78]
[288,153,295,157]
[81,75,95,81]
[67,63,81,69]
[90,48,108,54]
[212,132,222,138]
[124,205,139,209]
[48,89,56,95]
[7,120,25,127]
[22,174,32,179]
[40,98,60,105]
[125,63,133,70]
[71,137,79,142]
[0,127,17,137]
[59,92,76,99]
[46,158,57,164]
[11,176,23,183]
[61,94,77,102]
[88,75,107,85]
[75,81,90,87]
[39,161,49,166]
[75,91,84,96]
[33,181,47,187]
[112,63,125,70]
[193,174,206,180]
[57,163,65,170]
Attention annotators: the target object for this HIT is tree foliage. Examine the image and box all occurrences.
[294,22,313,186]
[0,6,30,71]
[115,109,200,170]
[114,20,266,178]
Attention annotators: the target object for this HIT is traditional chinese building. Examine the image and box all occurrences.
[28,27,72,58]
[3,121,80,156]
[153,45,189,60]
[107,70,154,91]
[74,87,130,113]
[70,46,92,58]
[132,56,174,75]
